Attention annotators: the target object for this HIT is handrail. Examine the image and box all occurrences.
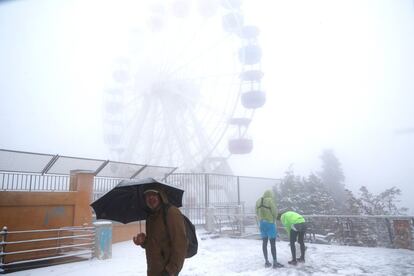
[4,227,94,234]
[0,242,94,256]
[1,233,94,245]
[0,225,96,272]
[1,251,93,267]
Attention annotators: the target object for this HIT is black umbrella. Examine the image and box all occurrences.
[90,177,184,224]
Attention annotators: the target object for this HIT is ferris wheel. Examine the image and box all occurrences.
[103,0,265,172]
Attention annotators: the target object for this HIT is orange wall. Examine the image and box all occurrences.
[0,171,94,230]
[0,171,95,263]
[112,221,146,243]
[0,191,79,263]
[0,191,76,230]
[0,170,142,262]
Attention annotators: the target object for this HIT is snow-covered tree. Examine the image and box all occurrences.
[344,189,362,215]
[275,168,338,215]
[378,187,408,215]
[275,168,306,213]
[357,186,408,215]
[318,149,346,211]
[358,186,377,215]
[303,173,338,214]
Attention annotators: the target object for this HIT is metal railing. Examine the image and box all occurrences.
[0,226,95,273]
[209,213,414,249]
[213,212,259,237]
[0,173,70,191]
[0,148,177,185]
[93,177,125,201]
[0,148,283,229]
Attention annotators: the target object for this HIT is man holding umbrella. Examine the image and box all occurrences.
[91,178,188,276]
[133,187,187,276]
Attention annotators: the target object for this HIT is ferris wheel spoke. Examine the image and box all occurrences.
[205,85,245,158]
[162,114,179,166]
[186,107,213,157]
[160,73,239,115]
[147,104,172,165]
[141,103,160,164]
[163,33,234,79]
[123,94,141,110]
[197,80,240,120]
[157,17,211,78]
[173,114,195,165]
[151,130,168,164]
[159,97,195,167]
[123,97,154,162]
[156,72,239,83]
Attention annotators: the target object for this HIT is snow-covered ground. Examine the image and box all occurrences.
[12,231,414,276]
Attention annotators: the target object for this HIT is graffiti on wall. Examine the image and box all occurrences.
[393,219,412,249]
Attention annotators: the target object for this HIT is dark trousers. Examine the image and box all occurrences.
[262,238,277,262]
[289,222,307,261]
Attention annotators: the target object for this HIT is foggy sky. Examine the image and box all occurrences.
[0,0,413,213]
[232,0,414,214]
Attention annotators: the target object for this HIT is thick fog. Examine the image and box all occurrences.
[231,0,414,214]
[0,0,413,213]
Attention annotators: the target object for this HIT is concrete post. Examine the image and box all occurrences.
[205,207,216,232]
[94,221,112,260]
[70,170,94,226]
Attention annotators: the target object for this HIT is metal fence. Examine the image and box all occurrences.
[0,148,282,226]
[165,173,281,224]
[166,173,238,224]
[302,215,414,249]
[93,177,125,201]
[238,176,282,211]
[0,225,95,273]
[0,148,177,192]
[213,212,258,237]
[0,173,70,191]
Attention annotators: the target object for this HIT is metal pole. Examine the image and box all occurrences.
[29,175,33,192]
[1,226,8,272]
[204,174,209,227]
[162,167,178,182]
[204,174,209,208]
[130,165,147,179]
[237,176,240,205]
[56,228,61,255]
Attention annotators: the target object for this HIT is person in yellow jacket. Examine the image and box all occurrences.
[255,190,284,268]
[277,211,307,265]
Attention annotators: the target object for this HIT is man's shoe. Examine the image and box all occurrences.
[288,260,297,265]
[298,257,305,263]
[265,261,272,268]
[273,262,284,268]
